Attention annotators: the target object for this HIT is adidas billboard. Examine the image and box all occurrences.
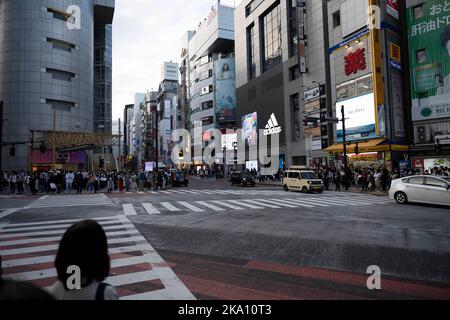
[264,113,282,136]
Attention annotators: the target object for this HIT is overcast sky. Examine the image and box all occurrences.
[112,0,243,120]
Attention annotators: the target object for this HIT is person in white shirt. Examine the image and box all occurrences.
[65,171,74,193]
[48,220,118,300]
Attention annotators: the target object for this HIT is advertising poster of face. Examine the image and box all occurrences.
[336,93,377,142]
[407,1,450,121]
[214,57,236,123]
[242,112,258,146]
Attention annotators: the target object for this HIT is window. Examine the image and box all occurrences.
[247,24,256,80]
[47,38,75,52]
[46,68,75,82]
[289,172,300,179]
[261,3,282,72]
[291,93,300,112]
[413,4,424,19]
[245,0,264,17]
[425,178,447,188]
[416,49,427,64]
[289,65,300,81]
[406,177,424,185]
[333,11,341,28]
[46,99,75,112]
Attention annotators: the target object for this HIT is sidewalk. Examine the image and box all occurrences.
[256,180,389,197]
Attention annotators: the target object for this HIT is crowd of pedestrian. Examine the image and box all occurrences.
[0,169,181,195]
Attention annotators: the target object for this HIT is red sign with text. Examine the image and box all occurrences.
[344,48,366,76]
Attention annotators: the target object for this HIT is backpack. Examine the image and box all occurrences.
[95,283,111,301]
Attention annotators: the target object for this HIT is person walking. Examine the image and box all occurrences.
[334,170,341,191]
[65,171,74,194]
[75,172,83,194]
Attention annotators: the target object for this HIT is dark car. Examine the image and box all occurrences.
[230,172,256,187]
[170,170,189,187]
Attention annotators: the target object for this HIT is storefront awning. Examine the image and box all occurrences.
[324,139,410,154]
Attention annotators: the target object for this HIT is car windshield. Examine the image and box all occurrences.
[301,172,317,180]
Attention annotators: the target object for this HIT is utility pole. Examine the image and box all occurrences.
[52,110,56,170]
[119,118,122,171]
[155,104,159,190]
[341,105,348,174]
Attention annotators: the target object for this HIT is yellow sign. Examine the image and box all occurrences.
[390,43,401,62]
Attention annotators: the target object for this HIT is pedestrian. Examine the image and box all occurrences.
[49,220,118,300]
[75,172,83,194]
[65,171,74,193]
[334,170,341,191]
[107,177,114,194]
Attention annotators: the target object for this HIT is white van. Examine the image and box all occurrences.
[283,166,324,193]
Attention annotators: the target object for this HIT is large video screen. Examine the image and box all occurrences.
[336,93,376,142]
[242,112,258,146]
[215,57,236,123]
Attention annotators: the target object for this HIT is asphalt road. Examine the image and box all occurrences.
[1,178,449,300]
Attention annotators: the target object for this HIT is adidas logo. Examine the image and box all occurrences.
[264,113,282,136]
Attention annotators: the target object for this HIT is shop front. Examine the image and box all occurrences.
[324,138,409,171]
[31,150,88,172]
[411,157,450,173]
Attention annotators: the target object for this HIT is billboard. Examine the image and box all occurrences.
[214,57,236,123]
[336,93,377,142]
[242,112,258,146]
[407,0,450,121]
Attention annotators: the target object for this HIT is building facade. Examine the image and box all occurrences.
[0,0,114,171]
[405,0,450,172]
[235,0,330,170]
[325,0,409,172]
[186,3,236,166]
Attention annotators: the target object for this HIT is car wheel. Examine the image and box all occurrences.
[395,192,408,205]
[242,182,246,187]
[283,185,289,192]
[302,187,309,193]
[317,189,323,194]
[230,181,234,186]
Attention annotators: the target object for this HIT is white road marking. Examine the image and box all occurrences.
[160,202,181,212]
[195,201,226,212]
[123,204,137,216]
[260,199,300,208]
[142,203,161,215]
[285,198,330,207]
[211,201,244,210]
[228,200,264,209]
[177,202,205,212]
[243,199,282,209]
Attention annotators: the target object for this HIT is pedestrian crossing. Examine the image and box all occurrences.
[120,195,393,216]
[23,194,114,209]
[0,215,195,300]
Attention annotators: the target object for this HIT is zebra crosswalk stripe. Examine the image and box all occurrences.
[142,203,160,215]
[160,202,181,212]
[195,201,226,212]
[227,200,264,209]
[178,202,205,212]
[243,199,282,209]
[123,203,137,216]
[285,198,331,207]
[211,201,245,210]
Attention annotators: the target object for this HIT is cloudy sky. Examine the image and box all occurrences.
[112,0,243,120]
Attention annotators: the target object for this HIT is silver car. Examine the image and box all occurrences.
[389,175,450,206]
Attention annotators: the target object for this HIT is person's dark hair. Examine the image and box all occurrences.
[55,220,110,290]
[441,27,450,47]
[0,279,55,300]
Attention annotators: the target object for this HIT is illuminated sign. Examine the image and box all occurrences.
[264,113,282,136]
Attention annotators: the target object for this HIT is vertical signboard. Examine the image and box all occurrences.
[369,0,385,137]
[387,0,399,20]
[407,0,450,121]
[296,0,307,73]
[214,57,237,123]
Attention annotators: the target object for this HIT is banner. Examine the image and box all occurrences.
[214,57,236,123]
[387,0,399,20]
[407,0,450,121]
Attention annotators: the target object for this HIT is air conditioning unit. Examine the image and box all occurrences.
[416,126,430,144]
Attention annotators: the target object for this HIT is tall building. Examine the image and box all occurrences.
[179,31,195,132]
[324,0,409,171]
[123,104,134,157]
[157,62,179,166]
[405,0,450,172]
[0,0,115,170]
[131,92,146,164]
[141,91,158,163]
[235,0,329,169]
[185,2,236,167]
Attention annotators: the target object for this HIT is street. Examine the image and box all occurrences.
[1,179,450,300]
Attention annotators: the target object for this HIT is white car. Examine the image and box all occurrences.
[389,175,450,207]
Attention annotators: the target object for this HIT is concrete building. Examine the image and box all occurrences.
[186,2,236,166]
[235,0,329,170]
[131,92,145,163]
[324,0,409,171]
[0,0,114,170]
[405,0,450,172]
[157,62,179,166]
[179,31,195,132]
[123,104,134,157]
[141,91,158,163]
